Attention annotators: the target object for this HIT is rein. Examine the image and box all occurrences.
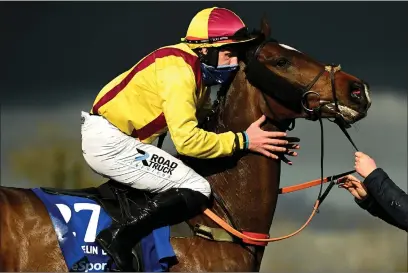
[199,38,360,245]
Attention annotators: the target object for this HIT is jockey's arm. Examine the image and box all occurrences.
[158,64,244,159]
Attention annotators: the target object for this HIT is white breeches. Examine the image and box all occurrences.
[80,111,211,197]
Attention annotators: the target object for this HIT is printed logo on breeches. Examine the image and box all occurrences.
[134,148,179,176]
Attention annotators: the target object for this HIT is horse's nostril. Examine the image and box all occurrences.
[350,82,364,101]
[351,90,361,99]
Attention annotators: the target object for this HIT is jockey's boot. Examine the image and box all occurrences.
[96,188,208,271]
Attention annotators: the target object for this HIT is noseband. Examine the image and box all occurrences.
[301,64,341,119]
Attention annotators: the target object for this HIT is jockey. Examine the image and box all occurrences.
[81,7,299,270]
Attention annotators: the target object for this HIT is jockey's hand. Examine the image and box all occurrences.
[277,139,301,165]
[338,174,368,200]
[245,115,300,163]
[355,151,377,178]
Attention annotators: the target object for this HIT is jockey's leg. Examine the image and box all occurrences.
[80,111,210,270]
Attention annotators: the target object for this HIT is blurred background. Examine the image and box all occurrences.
[1,1,407,271]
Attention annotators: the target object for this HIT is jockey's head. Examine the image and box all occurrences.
[182,7,257,86]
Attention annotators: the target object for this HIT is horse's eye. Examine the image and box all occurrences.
[276,58,290,68]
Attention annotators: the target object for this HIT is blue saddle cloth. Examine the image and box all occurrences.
[31,188,176,272]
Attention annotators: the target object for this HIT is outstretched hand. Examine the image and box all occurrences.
[338,174,368,200]
[245,115,300,164]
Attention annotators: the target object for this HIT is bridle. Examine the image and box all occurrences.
[255,39,360,190]
[197,38,362,245]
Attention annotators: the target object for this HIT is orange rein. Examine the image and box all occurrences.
[203,173,350,244]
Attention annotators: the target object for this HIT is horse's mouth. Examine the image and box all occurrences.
[322,103,367,127]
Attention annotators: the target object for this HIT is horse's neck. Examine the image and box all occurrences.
[207,153,281,234]
[202,69,282,234]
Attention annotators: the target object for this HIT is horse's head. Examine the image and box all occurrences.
[239,17,372,129]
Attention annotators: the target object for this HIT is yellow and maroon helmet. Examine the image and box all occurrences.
[181,7,257,49]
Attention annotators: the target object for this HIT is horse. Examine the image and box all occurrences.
[0,17,371,272]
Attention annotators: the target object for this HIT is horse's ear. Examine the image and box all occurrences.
[260,14,271,38]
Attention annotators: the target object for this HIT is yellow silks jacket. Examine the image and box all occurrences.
[90,42,244,158]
